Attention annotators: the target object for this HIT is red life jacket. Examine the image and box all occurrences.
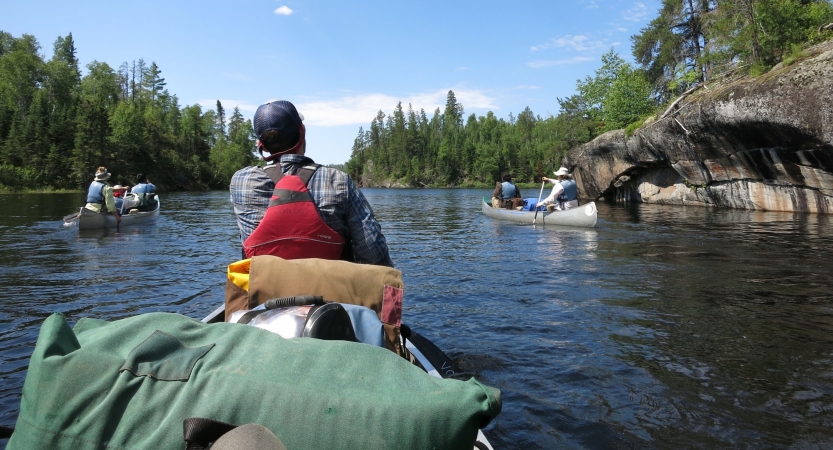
[243,164,345,260]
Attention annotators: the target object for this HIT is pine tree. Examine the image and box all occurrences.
[72,61,119,186]
[216,100,226,137]
[143,62,166,105]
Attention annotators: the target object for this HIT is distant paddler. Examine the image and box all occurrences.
[84,167,121,224]
[537,167,578,212]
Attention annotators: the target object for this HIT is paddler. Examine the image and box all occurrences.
[230,100,393,266]
[537,167,579,211]
[84,167,121,223]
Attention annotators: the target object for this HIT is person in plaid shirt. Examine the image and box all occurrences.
[230,100,393,267]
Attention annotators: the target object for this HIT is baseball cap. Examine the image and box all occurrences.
[253,100,304,140]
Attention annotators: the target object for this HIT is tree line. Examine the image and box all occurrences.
[345,0,833,187]
[1,1,830,192]
[0,31,255,192]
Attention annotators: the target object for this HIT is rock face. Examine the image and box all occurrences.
[564,39,833,214]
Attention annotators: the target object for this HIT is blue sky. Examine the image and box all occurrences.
[2,0,659,165]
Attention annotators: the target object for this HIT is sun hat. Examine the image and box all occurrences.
[253,100,304,141]
[554,167,570,177]
[94,168,111,181]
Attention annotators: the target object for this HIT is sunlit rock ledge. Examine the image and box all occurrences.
[564,39,833,214]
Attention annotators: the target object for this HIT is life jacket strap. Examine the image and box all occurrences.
[264,164,321,208]
[263,164,321,186]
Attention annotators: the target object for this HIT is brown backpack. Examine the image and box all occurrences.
[225,256,406,357]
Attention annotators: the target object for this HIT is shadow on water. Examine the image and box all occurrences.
[1,190,833,449]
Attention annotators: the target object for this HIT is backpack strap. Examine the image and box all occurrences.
[183,418,238,450]
[263,165,284,184]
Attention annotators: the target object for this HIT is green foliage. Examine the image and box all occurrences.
[574,49,627,128]
[780,43,807,66]
[631,0,711,102]
[601,65,656,132]
[210,106,255,187]
[0,31,252,192]
[343,50,658,187]
[0,163,38,190]
[624,119,645,138]
[633,0,833,96]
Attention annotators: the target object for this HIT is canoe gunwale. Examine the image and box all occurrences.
[67,197,162,230]
[481,197,597,228]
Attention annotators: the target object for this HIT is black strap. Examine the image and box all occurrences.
[237,296,325,324]
[183,418,238,450]
[268,188,312,207]
[295,164,320,185]
[263,165,284,184]
[263,164,321,186]
[264,164,321,207]
[0,425,13,439]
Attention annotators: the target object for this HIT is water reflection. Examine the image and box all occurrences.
[1,190,832,449]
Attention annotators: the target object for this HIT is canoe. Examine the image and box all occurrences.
[202,304,495,450]
[63,195,161,230]
[482,196,597,228]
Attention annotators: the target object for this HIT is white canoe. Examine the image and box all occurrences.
[482,197,597,228]
[63,196,161,230]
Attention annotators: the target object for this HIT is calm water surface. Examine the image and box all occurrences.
[1,189,832,449]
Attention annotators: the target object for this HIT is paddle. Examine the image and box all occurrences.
[532,180,545,225]
[62,208,81,223]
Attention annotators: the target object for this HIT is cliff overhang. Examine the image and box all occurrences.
[564,39,833,214]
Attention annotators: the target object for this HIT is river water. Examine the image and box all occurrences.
[1,189,832,449]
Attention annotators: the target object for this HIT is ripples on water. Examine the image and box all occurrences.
[1,190,832,449]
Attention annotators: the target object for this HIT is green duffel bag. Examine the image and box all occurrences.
[8,312,500,450]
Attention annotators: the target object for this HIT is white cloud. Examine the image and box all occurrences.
[527,56,594,68]
[622,2,649,22]
[274,5,293,15]
[197,89,497,128]
[531,34,607,52]
[293,89,498,127]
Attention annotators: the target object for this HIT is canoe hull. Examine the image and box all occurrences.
[67,197,161,230]
[481,197,597,227]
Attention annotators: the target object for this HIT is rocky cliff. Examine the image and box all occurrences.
[564,39,833,214]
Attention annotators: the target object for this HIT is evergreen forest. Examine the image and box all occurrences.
[0,33,255,192]
[344,0,833,187]
[1,0,831,192]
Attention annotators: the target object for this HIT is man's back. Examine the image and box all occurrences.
[230,154,392,267]
[132,183,155,195]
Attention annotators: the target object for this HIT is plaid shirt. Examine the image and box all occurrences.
[230,154,393,267]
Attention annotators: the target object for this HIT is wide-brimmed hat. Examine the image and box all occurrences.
[253,100,304,141]
[553,167,570,177]
[94,169,111,181]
